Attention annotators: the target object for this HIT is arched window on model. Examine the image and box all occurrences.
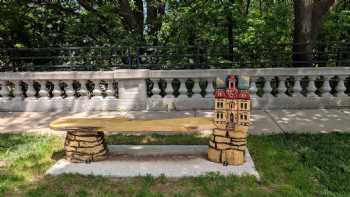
[217,102,223,109]
[244,103,248,109]
[230,82,234,89]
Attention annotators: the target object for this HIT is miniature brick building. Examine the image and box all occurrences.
[208,75,251,165]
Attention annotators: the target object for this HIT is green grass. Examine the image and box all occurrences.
[0,133,349,196]
[106,133,209,145]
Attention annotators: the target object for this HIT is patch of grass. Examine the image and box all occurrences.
[249,133,350,196]
[284,133,350,194]
[0,134,63,196]
[106,133,209,145]
[0,133,349,196]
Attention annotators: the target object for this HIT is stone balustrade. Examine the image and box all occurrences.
[0,67,349,112]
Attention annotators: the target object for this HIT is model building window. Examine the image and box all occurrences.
[244,115,247,120]
[216,113,220,119]
[217,102,223,109]
[220,113,223,119]
[240,114,243,119]
[244,103,248,109]
[241,103,243,109]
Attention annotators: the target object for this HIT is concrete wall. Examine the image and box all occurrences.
[0,67,349,112]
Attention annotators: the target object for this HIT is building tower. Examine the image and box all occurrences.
[208,75,251,165]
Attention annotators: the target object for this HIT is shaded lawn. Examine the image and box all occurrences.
[0,133,349,197]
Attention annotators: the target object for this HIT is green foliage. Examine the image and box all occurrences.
[1,1,348,48]
[106,133,209,145]
[0,1,349,69]
[0,0,127,48]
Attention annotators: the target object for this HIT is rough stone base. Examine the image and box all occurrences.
[46,145,260,178]
[64,131,108,163]
[208,129,247,165]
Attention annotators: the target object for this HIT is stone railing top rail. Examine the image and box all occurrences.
[149,67,350,78]
[0,69,149,80]
[0,67,350,80]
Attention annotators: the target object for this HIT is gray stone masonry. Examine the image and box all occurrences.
[0,67,350,112]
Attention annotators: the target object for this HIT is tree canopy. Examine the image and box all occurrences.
[0,0,349,70]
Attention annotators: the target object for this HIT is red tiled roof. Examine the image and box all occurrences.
[226,89,239,99]
[214,89,250,100]
[214,89,227,98]
[214,75,250,100]
[237,90,250,100]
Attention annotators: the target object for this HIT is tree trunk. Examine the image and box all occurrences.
[227,15,234,64]
[118,0,143,37]
[292,0,337,67]
[147,0,165,45]
[293,0,313,67]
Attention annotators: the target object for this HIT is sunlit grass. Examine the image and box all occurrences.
[0,134,63,195]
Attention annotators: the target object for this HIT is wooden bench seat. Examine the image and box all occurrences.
[50,117,215,133]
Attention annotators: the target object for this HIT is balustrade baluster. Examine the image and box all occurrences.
[38,80,49,99]
[292,76,303,97]
[151,79,161,98]
[249,77,258,98]
[205,78,214,98]
[65,80,75,98]
[276,77,288,97]
[178,78,188,99]
[52,80,62,98]
[192,79,202,98]
[92,80,102,97]
[106,80,116,98]
[336,76,348,97]
[13,80,23,99]
[78,80,89,98]
[262,77,273,98]
[25,80,36,99]
[322,76,333,97]
[165,79,174,98]
[0,81,9,99]
[307,76,318,97]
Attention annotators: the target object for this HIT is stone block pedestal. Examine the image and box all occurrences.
[64,130,108,163]
[208,128,247,165]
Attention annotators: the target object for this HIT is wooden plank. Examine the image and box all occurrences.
[50,117,215,133]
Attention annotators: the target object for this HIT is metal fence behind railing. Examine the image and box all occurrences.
[1,42,349,71]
